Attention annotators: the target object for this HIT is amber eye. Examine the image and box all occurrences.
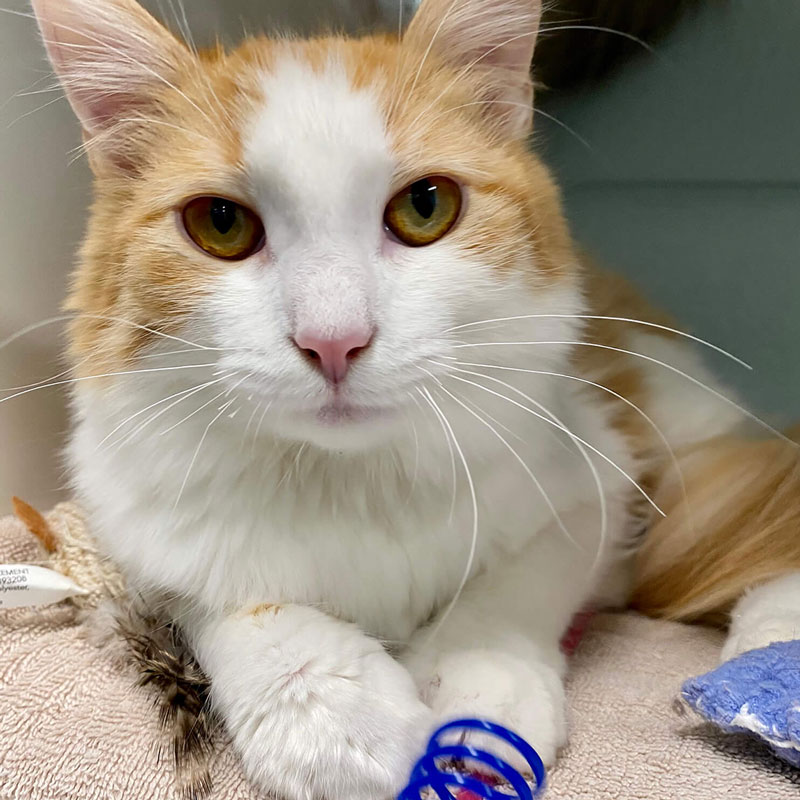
[182,196,265,261]
[384,176,462,247]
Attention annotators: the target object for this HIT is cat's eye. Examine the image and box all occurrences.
[384,176,462,247]
[182,196,265,261]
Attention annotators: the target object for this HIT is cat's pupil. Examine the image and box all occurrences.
[410,179,436,219]
[210,198,237,235]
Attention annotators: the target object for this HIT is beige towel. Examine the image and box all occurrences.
[1,507,798,799]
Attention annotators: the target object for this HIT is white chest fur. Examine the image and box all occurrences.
[69,360,635,642]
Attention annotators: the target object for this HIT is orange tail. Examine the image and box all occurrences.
[631,426,800,625]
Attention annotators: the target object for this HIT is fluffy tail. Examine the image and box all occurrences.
[630,426,800,626]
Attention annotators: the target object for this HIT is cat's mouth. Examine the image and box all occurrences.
[314,400,391,426]
[275,396,400,450]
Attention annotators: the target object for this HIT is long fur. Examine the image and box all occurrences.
[26,0,798,798]
[632,426,800,625]
[114,603,217,799]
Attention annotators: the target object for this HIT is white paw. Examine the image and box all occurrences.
[722,574,800,662]
[411,648,566,769]
[721,617,800,662]
[205,606,432,800]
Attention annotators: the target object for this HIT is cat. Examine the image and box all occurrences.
[28,0,800,798]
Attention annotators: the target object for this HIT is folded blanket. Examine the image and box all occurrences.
[1,506,799,799]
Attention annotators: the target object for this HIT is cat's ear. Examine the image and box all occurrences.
[403,0,541,138]
[31,0,189,155]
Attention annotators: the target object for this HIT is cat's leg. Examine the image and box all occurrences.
[406,624,567,768]
[403,511,600,767]
[185,603,431,800]
[721,571,800,661]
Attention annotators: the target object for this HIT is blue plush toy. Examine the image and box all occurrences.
[682,639,800,767]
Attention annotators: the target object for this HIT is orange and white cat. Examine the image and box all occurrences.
[29,0,800,798]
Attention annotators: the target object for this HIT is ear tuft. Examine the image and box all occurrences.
[31,0,189,164]
[404,0,541,137]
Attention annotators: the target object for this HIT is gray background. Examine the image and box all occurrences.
[0,0,797,513]
[536,0,800,424]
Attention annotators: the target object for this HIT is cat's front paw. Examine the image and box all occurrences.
[722,573,800,662]
[208,606,431,800]
[410,648,566,768]
[721,620,800,662]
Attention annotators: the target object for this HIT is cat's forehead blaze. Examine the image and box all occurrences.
[242,49,393,250]
[69,35,574,374]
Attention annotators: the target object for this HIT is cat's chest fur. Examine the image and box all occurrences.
[69,374,632,642]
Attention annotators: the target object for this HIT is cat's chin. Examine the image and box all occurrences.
[277,402,402,451]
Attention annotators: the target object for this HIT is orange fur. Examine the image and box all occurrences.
[57,1,798,633]
[246,602,283,617]
[568,266,679,515]
[577,269,800,625]
[631,429,800,624]
[66,22,578,379]
[12,496,58,553]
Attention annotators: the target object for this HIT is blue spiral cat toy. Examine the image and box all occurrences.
[398,719,546,800]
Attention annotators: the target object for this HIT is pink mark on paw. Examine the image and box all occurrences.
[560,609,595,656]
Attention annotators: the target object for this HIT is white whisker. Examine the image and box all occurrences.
[405,28,540,133]
[429,359,609,567]
[173,0,197,55]
[0,363,216,407]
[446,314,751,369]
[416,386,478,645]
[454,339,794,445]
[421,98,594,153]
[241,400,263,452]
[539,24,656,55]
[534,107,594,152]
[38,17,219,131]
[438,366,662,516]
[251,401,273,458]
[454,390,525,443]
[410,387,457,521]
[169,372,251,511]
[172,397,235,512]
[401,0,461,117]
[276,442,308,492]
[113,116,214,143]
[451,359,694,545]
[420,366,579,550]
[385,0,409,122]
[137,347,221,362]
[158,384,231,437]
[401,398,421,507]
[2,354,92,394]
[6,93,66,128]
[100,374,229,452]
[0,313,222,355]
[452,359,685,489]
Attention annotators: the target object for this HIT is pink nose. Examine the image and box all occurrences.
[293,328,373,384]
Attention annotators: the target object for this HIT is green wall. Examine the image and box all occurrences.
[536,1,800,422]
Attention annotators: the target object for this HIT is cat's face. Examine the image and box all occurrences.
[35,0,578,450]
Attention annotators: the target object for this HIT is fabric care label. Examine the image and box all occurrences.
[0,564,89,609]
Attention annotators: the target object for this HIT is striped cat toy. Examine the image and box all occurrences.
[399,719,546,799]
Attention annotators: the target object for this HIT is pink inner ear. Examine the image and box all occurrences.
[494,34,537,75]
[405,0,541,71]
[69,84,134,132]
[403,0,540,137]
[32,0,184,138]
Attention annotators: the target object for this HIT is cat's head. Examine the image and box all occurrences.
[33,0,580,451]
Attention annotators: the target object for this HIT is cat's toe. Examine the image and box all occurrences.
[233,634,431,800]
[416,648,566,769]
